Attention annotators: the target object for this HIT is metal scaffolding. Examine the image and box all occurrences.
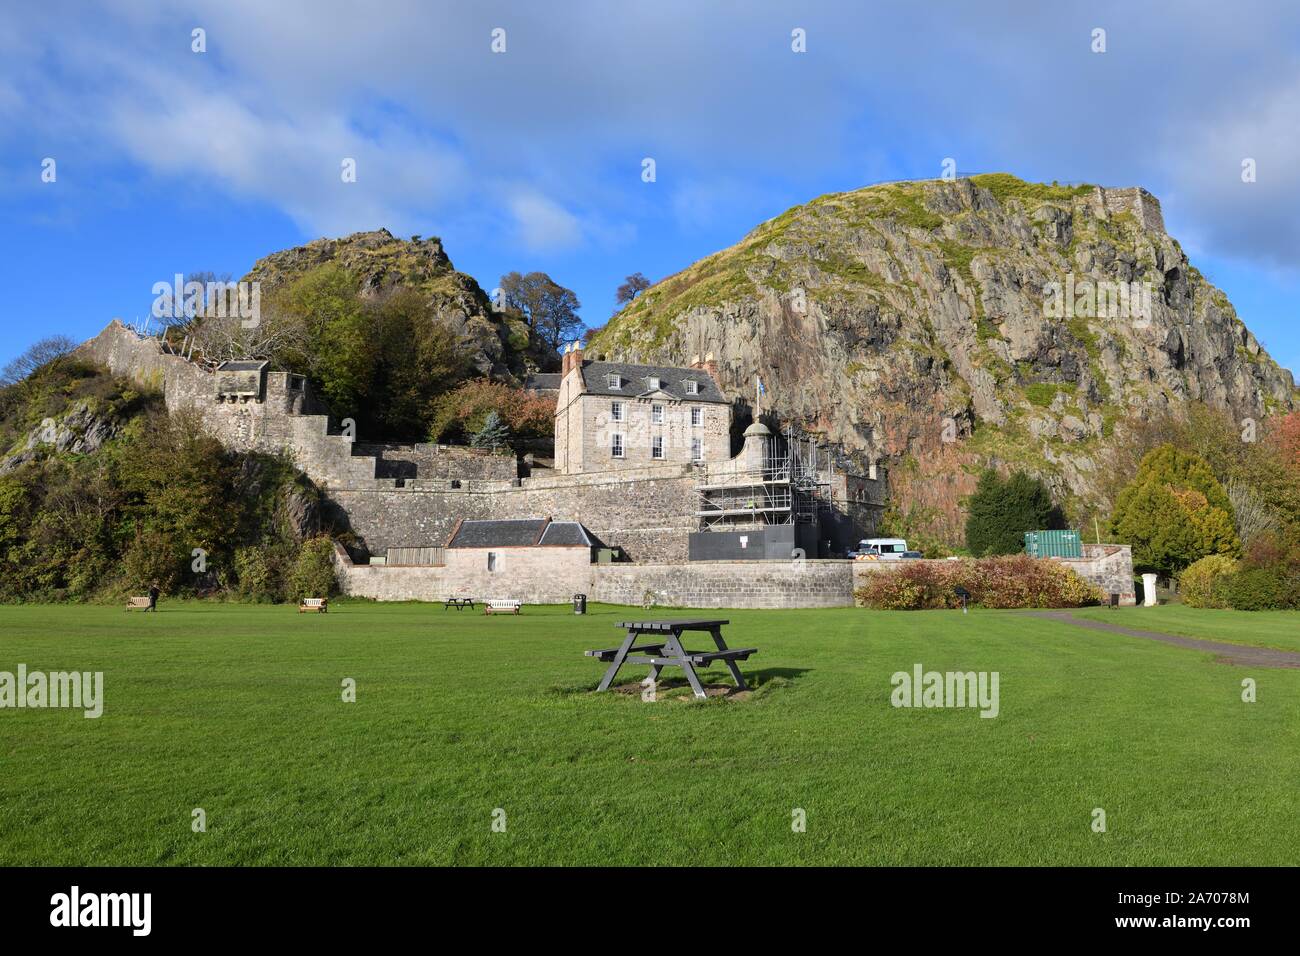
[695,426,833,532]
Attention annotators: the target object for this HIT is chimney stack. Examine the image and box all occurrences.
[561,342,572,376]
[702,351,720,385]
[570,340,584,373]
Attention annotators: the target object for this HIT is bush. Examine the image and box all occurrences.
[1178,554,1240,608]
[854,555,1102,610]
[289,536,337,601]
[234,546,277,601]
[430,378,554,444]
[121,528,187,594]
[1220,566,1300,611]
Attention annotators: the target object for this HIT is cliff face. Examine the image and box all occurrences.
[241,228,550,380]
[589,174,1297,541]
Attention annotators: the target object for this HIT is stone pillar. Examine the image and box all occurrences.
[1142,573,1158,607]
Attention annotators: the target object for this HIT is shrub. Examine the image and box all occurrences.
[121,527,187,594]
[1220,566,1300,611]
[234,546,276,601]
[289,536,337,601]
[430,378,554,444]
[854,555,1102,610]
[1178,554,1240,608]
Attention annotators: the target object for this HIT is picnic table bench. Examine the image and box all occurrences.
[443,597,476,610]
[484,599,521,615]
[586,619,757,699]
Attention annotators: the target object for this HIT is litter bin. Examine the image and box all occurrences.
[573,593,587,615]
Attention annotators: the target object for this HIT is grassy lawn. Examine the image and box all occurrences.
[1071,604,1300,654]
[1,600,1297,866]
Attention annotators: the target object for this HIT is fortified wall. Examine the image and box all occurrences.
[335,544,856,608]
[77,321,885,564]
[335,543,1134,607]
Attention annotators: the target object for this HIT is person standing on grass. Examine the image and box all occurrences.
[147,580,161,612]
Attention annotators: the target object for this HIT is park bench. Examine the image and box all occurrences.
[484,599,521,615]
[125,596,152,611]
[298,597,328,613]
[586,619,757,699]
[444,597,476,610]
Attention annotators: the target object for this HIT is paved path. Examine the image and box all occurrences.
[1027,610,1300,669]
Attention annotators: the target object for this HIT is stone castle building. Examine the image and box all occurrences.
[553,343,731,474]
[76,320,1134,606]
[79,320,885,559]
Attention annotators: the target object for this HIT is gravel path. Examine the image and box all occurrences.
[1026,610,1300,669]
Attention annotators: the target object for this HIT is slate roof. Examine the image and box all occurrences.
[538,521,600,547]
[524,372,562,392]
[216,360,269,372]
[446,517,599,548]
[577,360,728,404]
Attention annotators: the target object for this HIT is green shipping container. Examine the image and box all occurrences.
[1024,529,1082,559]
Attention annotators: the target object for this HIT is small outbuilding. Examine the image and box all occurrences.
[444,517,603,579]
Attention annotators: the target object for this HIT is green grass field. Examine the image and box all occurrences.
[1071,604,1300,653]
[1,601,1297,866]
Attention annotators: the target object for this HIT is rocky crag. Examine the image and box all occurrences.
[242,228,552,381]
[589,174,1297,543]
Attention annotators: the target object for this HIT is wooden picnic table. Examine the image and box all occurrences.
[585,619,757,700]
[443,597,476,610]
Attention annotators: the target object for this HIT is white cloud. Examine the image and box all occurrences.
[4,0,1300,274]
[507,191,583,252]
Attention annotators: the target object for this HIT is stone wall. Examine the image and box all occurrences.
[590,560,853,609]
[353,442,515,481]
[1095,185,1165,235]
[1058,543,1137,604]
[336,544,1134,610]
[77,321,381,488]
[334,544,856,608]
[331,466,700,561]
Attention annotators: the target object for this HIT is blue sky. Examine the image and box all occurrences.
[2,1,1299,375]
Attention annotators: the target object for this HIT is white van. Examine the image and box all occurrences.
[852,537,908,560]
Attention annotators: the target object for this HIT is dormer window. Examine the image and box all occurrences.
[607,374,622,390]
[647,377,660,390]
[684,380,699,395]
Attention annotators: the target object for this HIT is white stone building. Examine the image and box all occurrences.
[553,344,732,475]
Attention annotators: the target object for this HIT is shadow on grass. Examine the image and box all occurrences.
[544,666,811,703]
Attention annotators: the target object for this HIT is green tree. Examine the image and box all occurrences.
[615,272,651,305]
[499,271,582,353]
[965,469,1063,556]
[470,410,511,449]
[1109,443,1240,576]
